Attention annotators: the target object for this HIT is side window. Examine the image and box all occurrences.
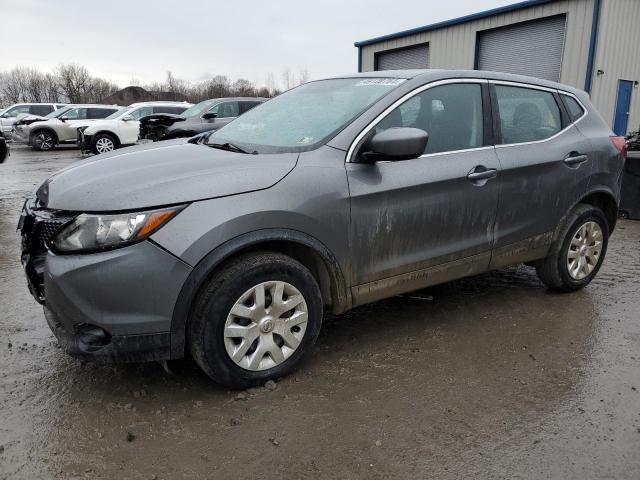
[374,83,484,155]
[62,108,88,120]
[209,102,240,118]
[152,106,186,115]
[129,106,153,120]
[87,108,115,119]
[495,85,562,144]
[2,105,30,118]
[239,101,262,114]
[30,105,54,116]
[561,94,585,122]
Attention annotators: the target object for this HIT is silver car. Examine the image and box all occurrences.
[19,70,626,387]
[20,104,121,150]
[0,103,66,138]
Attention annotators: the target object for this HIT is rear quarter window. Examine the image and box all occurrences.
[561,94,586,122]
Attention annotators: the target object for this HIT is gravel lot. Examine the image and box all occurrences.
[1,144,639,480]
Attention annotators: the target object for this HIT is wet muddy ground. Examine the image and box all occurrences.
[1,145,639,479]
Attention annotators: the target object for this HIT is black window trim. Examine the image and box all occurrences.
[489,80,589,148]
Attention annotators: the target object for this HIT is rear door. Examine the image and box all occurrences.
[489,82,592,268]
[347,80,501,303]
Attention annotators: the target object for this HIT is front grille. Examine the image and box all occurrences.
[36,217,70,246]
[20,199,76,303]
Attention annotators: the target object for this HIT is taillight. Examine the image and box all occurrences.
[610,136,628,159]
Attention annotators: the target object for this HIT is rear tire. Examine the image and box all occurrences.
[536,204,609,292]
[30,130,57,151]
[188,252,323,388]
[92,133,117,154]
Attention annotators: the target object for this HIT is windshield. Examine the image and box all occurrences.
[207,78,405,153]
[181,100,216,118]
[45,107,71,119]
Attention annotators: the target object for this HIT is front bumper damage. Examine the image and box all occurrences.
[77,128,93,153]
[18,198,192,362]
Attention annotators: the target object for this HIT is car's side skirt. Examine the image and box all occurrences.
[351,251,491,306]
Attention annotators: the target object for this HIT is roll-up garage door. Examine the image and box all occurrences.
[375,43,430,71]
[477,15,566,82]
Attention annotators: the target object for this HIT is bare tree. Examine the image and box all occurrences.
[297,66,310,85]
[281,68,294,91]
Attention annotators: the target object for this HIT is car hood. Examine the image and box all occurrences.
[14,114,48,126]
[36,141,298,211]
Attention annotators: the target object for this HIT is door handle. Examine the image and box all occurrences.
[467,167,498,182]
[563,153,588,166]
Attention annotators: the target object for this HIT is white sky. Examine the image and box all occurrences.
[0,0,515,88]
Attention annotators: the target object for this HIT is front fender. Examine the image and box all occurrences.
[167,228,351,359]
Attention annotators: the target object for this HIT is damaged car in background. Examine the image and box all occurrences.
[139,97,266,142]
[77,101,192,154]
[15,105,121,151]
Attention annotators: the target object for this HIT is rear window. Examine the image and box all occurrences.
[561,94,585,122]
[87,108,118,119]
[30,105,54,116]
[153,106,188,114]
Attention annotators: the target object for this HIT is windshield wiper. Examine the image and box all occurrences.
[207,141,255,154]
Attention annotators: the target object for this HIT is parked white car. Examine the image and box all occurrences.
[0,103,66,137]
[77,101,192,154]
[20,104,121,151]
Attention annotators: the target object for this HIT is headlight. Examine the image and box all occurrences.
[52,206,183,253]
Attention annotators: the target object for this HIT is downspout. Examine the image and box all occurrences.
[357,46,363,73]
[584,0,602,92]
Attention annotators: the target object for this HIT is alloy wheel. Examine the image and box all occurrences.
[95,137,115,153]
[567,220,603,280]
[36,133,54,150]
[223,281,308,371]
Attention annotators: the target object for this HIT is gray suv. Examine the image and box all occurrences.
[19,70,626,387]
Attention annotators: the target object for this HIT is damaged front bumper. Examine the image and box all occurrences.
[19,198,193,362]
[77,128,93,153]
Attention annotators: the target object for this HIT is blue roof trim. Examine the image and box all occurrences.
[354,0,555,47]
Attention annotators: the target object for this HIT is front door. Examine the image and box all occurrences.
[347,81,501,304]
[613,80,633,136]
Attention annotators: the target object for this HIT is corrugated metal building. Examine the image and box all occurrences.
[355,0,640,135]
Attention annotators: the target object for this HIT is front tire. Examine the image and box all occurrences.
[536,204,609,292]
[188,252,323,388]
[31,130,56,151]
[92,133,117,154]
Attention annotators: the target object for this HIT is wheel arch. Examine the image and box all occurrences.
[577,188,619,235]
[30,127,58,146]
[169,229,351,359]
[93,130,121,147]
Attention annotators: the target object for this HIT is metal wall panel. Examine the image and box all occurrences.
[375,43,430,70]
[589,0,640,133]
[477,15,566,81]
[360,0,594,89]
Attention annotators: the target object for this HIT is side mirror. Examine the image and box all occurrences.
[359,127,428,163]
[202,112,218,120]
[122,114,134,121]
[59,116,69,122]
